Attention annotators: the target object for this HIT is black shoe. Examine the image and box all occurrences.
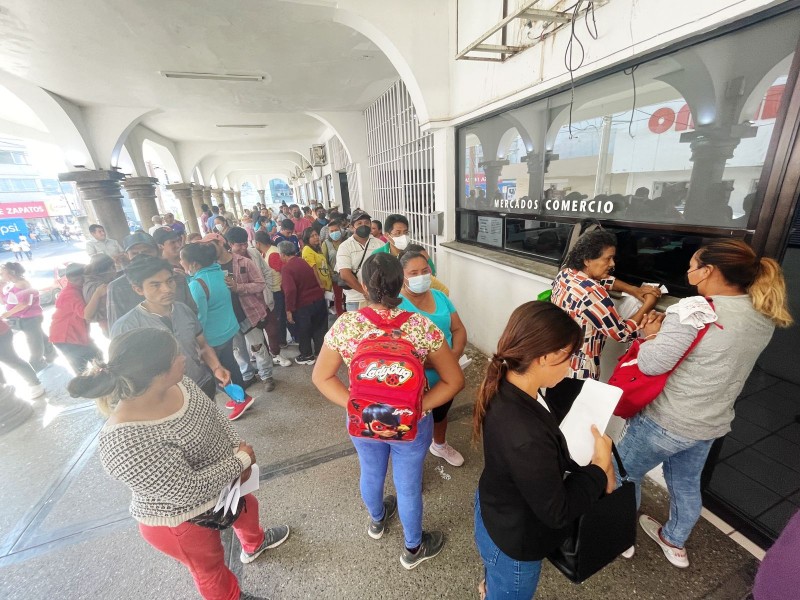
[261,377,276,392]
[400,531,445,570]
[368,495,398,540]
[242,377,258,390]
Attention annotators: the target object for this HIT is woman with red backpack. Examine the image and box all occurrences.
[312,253,464,570]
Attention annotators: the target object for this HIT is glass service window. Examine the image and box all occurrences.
[458,12,799,231]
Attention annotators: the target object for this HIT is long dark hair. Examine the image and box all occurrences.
[473,301,582,440]
[67,329,179,414]
[361,253,403,308]
[180,242,217,268]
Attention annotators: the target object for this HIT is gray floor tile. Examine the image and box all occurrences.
[725,448,800,496]
[707,463,782,518]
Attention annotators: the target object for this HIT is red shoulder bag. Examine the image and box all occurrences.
[610,300,717,419]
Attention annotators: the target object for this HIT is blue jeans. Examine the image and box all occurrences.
[474,491,541,600]
[350,414,433,548]
[616,413,714,548]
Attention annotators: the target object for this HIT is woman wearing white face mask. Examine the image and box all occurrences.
[372,214,410,257]
[398,250,468,467]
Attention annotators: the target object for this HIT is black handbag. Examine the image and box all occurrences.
[547,444,637,583]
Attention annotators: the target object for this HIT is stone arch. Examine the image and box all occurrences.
[0,71,96,168]
[142,139,182,183]
[740,54,794,123]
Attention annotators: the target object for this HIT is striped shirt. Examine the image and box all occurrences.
[551,269,638,380]
[98,378,250,527]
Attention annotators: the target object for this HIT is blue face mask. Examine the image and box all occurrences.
[406,273,432,294]
[330,230,342,241]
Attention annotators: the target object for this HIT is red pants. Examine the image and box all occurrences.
[332,283,345,316]
[139,494,264,600]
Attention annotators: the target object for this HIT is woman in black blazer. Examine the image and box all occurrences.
[473,301,615,599]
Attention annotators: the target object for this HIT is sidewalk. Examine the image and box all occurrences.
[0,344,759,599]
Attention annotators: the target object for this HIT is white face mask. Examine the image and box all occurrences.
[215,224,225,232]
[406,273,431,294]
[392,234,409,250]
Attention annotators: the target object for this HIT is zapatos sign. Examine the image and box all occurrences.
[0,201,49,218]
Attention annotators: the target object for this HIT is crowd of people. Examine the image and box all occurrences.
[2,197,792,600]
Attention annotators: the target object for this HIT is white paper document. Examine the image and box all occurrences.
[458,354,472,370]
[559,380,622,466]
[214,463,260,516]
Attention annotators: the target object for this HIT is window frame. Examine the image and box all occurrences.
[454,6,800,266]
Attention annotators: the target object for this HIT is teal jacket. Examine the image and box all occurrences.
[187,263,238,347]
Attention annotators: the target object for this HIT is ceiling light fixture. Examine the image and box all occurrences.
[161,71,265,82]
[216,124,268,128]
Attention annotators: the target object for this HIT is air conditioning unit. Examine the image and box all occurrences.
[310,144,327,167]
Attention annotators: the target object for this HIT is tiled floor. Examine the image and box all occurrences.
[707,365,800,541]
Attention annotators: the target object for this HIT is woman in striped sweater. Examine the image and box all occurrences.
[68,328,289,600]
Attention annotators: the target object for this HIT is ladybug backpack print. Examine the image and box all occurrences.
[347,307,427,442]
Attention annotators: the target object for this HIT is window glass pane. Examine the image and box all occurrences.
[457,212,504,248]
[505,219,570,262]
[457,11,800,229]
[605,226,715,296]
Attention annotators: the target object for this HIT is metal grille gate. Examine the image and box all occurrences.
[364,80,436,258]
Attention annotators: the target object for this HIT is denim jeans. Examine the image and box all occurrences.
[0,329,40,386]
[17,316,55,369]
[350,413,433,549]
[54,342,101,375]
[616,413,714,548]
[474,491,542,600]
[233,328,273,380]
[212,336,245,390]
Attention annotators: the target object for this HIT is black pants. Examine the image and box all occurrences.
[18,316,55,369]
[273,291,296,345]
[212,336,245,389]
[54,342,101,375]
[294,299,328,358]
[0,330,40,386]
[200,377,218,401]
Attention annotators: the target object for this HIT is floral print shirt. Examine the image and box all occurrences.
[551,268,638,380]
[324,308,444,367]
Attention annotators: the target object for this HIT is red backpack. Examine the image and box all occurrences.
[347,308,427,442]
[610,299,717,419]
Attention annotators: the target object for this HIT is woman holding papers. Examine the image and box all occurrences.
[616,240,792,569]
[473,301,615,600]
[68,328,288,600]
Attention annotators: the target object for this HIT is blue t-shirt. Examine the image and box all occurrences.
[187,264,239,347]
[398,289,455,387]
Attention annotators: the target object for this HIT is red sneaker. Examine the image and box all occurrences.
[225,399,235,410]
[228,396,254,421]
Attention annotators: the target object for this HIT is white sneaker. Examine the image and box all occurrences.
[272,354,292,367]
[639,514,689,568]
[621,545,635,559]
[30,383,45,399]
[429,442,464,467]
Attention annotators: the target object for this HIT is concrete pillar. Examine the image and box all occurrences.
[212,188,225,207]
[122,177,160,231]
[257,189,266,204]
[525,151,545,201]
[681,125,754,224]
[224,189,236,214]
[234,191,244,217]
[478,159,509,209]
[191,185,206,219]
[167,183,199,234]
[59,169,129,245]
[202,187,213,211]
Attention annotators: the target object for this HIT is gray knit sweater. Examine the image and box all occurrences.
[98,378,251,527]
[639,295,774,440]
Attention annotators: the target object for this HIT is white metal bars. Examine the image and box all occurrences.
[364,79,436,259]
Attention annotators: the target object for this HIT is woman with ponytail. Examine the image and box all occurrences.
[473,301,614,599]
[69,328,288,600]
[312,252,463,570]
[617,239,792,569]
